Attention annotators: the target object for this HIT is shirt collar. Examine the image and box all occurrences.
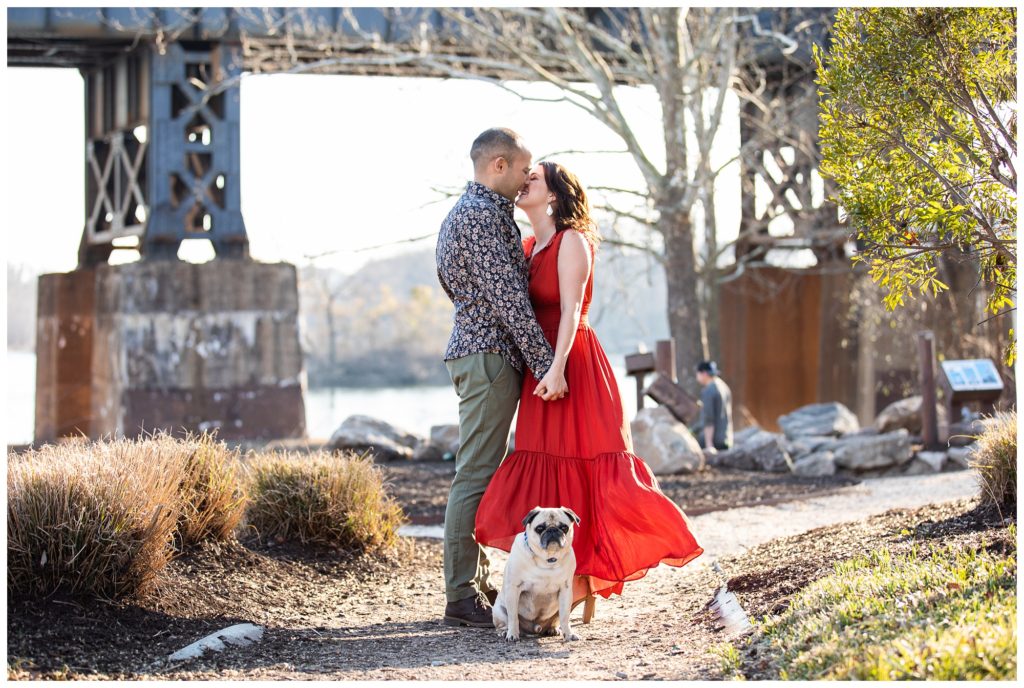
[466,181,515,217]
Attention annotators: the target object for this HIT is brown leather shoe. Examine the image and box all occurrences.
[444,593,494,628]
[483,588,498,606]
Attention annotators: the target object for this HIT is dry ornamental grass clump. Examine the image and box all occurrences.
[7,436,186,600]
[970,410,1017,514]
[174,433,248,550]
[244,450,405,553]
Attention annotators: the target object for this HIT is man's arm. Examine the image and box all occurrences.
[466,211,553,379]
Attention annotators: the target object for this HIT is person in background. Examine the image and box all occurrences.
[695,360,733,452]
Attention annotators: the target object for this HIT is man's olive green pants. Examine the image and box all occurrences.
[444,353,522,603]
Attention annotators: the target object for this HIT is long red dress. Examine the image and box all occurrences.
[475,229,704,602]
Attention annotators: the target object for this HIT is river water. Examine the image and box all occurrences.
[6,350,637,445]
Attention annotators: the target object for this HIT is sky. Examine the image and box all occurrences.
[5,66,749,276]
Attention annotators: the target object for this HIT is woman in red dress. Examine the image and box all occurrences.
[475,161,704,619]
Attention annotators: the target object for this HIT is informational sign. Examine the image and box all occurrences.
[940,359,1004,393]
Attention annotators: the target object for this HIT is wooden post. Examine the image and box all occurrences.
[917,331,939,449]
[625,351,657,413]
[655,338,677,383]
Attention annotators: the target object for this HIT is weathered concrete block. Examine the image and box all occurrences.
[35,260,306,442]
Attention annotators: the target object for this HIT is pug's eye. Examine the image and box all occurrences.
[535,525,545,533]
[559,524,569,533]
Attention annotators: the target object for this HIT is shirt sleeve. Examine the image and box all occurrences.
[467,211,553,380]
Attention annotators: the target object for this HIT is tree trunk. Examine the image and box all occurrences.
[661,205,706,397]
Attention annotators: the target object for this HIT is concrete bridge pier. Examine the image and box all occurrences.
[35,260,306,443]
[29,32,306,443]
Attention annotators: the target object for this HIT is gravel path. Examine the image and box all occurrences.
[686,470,980,566]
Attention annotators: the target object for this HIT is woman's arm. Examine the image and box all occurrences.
[535,231,592,401]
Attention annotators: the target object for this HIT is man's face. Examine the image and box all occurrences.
[497,148,533,200]
[696,371,711,387]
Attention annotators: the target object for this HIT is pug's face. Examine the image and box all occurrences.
[522,506,581,559]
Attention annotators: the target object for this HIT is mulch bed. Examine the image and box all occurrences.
[9,495,1009,680]
[381,459,859,524]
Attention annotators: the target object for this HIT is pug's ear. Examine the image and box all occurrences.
[522,507,542,528]
[562,507,581,525]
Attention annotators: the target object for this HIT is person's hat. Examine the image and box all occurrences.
[696,360,718,375]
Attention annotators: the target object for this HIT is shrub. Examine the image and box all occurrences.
[970,411,1017,513]
[174,433,248,550]
[244,450,405,552]
[7,437,185,600]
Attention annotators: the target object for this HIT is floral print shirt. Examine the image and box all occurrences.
[436,181,554,380]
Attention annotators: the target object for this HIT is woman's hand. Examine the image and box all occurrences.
[535,366,568,401]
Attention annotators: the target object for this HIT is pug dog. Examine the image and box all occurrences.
[493,506,581,643]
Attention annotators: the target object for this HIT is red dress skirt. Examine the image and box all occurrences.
[475,230,703,602]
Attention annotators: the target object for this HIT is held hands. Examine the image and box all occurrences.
[534,366,568,401]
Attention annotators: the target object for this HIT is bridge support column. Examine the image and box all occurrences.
[35,260,306,443]
[32,38,307,444]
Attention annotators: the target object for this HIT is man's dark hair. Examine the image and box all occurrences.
[696,360,718,376]
[470,127,524,169]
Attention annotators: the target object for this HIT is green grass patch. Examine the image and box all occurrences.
[745,531,1016,680]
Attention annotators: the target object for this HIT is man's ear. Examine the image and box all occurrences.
[492,155,508,174]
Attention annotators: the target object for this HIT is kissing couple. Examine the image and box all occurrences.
[435,127,703,638]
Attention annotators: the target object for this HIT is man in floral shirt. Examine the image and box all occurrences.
[436,128,555,628]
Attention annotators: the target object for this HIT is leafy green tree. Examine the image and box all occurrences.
[815,7,1016,362]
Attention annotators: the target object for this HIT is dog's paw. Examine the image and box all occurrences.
[563,631,581,642]
[504,630,520,643]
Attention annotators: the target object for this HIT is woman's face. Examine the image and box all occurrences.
[515,164,552,211]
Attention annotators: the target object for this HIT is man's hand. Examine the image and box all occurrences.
[534,367,568,401]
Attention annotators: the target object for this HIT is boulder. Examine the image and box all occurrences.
[778,402,860,439]
[792,450,836,477]
[914,450,947,473]
[732,425,763,446]
[430,424,461,455]
[742,430,793,473]
[630,407,705,475]
[832,429,913,472]
[707,446,758,472]
[327,415,423,461]
[874,396,947,434]
[785,435,837,459]
[946,445,978,470]
[412,442,444,461]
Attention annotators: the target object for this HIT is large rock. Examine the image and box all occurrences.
[327,415,423,461]
[945,445,978,470]
[707,446,758,471]
[832,429,913,472]
[778,402,860,439]
[412,443,444,461]
[914,450,947,473]
[874,396,948,434]
[785,435,837,460]
[792,450,836,477]
[630,407,705,475]
[710,430,792,472]
[732,425,763,447]
[742,430,793,473]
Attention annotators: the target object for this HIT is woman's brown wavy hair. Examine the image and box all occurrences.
[541,161,601,247]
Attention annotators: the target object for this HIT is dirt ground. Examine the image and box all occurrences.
[382,459,858,524]
[8,475,1008,681]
